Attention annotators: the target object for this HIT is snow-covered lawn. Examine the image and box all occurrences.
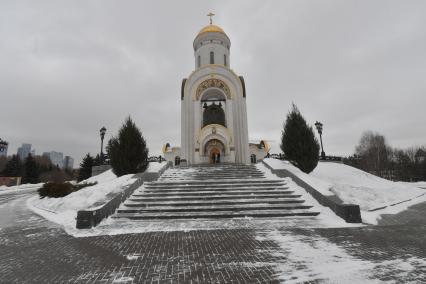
[398,181,426,189]
[27,169,136,229]
[263,159,426,224]
[0,183,43,196]
[311,162,425,211]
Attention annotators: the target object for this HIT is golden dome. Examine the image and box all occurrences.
[196,24,227,38]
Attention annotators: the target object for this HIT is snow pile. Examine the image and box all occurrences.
[263,159,426,224]
[146,161,169,173]
[80,168,117,184]
[0,183,43,196]
[311,162,425,211]
[263,159,334,196]
[398,181,426,189]
[27,169,136,228]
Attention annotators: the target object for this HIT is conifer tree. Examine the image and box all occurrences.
[24,154,39,183]
[78,153,94,181]
[281,104,320,173]
[2,155,23,177]
[107,116,149,176]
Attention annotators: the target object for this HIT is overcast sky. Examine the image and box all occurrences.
[1,0,426,166]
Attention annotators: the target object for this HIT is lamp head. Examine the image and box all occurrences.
[100,126,106,138]
[315,121,323,133]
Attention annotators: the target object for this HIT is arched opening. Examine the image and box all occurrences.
[204,139,225,164]
[210,51,214,64]
[175,156,181,166]
[250,154,257,164]
[203,102,225,127]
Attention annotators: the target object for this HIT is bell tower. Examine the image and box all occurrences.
[179,14,250,165]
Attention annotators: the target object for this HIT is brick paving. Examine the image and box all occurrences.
[1,192,426,283]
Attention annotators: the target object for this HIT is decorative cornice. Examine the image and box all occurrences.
[195,78,231,100]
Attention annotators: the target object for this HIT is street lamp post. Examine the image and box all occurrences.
[99,127,106,164]
[314,121,326,160]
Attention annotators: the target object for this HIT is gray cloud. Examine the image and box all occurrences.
[1,0,425,165]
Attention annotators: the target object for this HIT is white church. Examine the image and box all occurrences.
[163,16,270,165]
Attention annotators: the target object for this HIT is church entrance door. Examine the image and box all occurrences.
[209,148,221,164]
[204,139,225,164]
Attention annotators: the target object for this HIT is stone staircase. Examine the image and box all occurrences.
[114,164,320,220]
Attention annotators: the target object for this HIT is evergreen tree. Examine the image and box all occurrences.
[107,116,149,176]
[78,153,94,182]
[2,155,23,177]
[24,154,39,183]
[281,104,320,173]
[93,153,104,166]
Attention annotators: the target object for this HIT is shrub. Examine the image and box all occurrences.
[38,181,97,198]
[38,182,74,198]
[107,116,149,176]
[281,104,320,173]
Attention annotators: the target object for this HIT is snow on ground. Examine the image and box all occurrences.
[0,183,43,196]
[146,161,169,173]
[259,229,426,283]
[81,169,117,184]
[27,169,136,229]
[263,158,334,196]
[398,181,426,189]
[263,158,426,224]
[61,215,361,238]
[311,162,425,210]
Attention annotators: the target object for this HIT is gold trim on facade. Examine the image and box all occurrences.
[195,78,231,100]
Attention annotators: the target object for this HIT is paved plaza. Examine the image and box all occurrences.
[1,192,426,283]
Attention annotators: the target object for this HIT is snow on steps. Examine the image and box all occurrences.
[114,164,320,220]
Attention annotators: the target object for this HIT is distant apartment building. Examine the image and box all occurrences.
[17,143,32,160]
[63,156,74,169]
[0,139,8,157]
[43,151,64,168]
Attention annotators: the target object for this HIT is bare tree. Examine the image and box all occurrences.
[355,131,390,176]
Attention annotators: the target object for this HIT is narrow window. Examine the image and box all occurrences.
[210,51,214,64]
[224,54,227,66]
[197,55,201,68]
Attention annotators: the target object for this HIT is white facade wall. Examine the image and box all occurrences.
[193,32,230,69]
[181,66,249,164]
[165,24,253,165]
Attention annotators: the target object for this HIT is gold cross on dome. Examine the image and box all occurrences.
[207,12,215,24]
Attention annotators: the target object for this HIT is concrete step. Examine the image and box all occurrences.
[144,180,285,186]
[113,164,320,221]
[114,209,320,220]
[124,198,306,207]
[132,190,294,197]
[141,186,289,193]
[117,204,313,213]
[128,194,302,202]
[159,176,266,180]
